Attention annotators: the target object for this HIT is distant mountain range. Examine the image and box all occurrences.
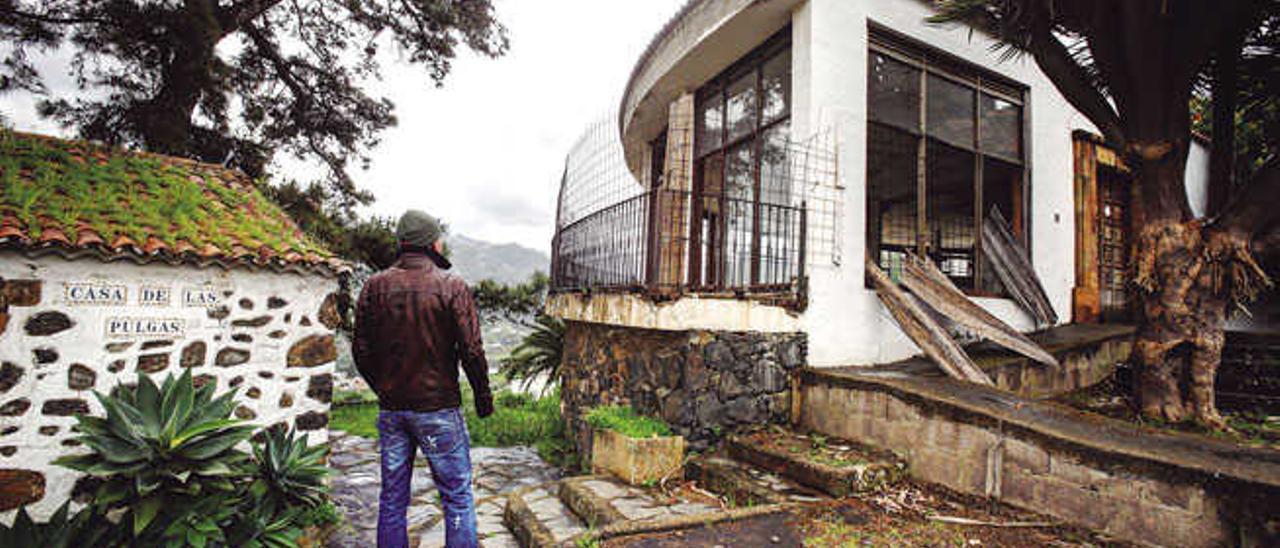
[448,234,549,286]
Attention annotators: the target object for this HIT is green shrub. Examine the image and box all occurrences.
[295,500,342,528]
[584,405,672,439]
[46,369,329,546]
[499,314,564,391]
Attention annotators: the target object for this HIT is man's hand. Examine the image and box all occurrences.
[475,391,495,418]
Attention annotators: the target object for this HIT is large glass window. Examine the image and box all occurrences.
[866,28,1027,294]
[693,29,792,290]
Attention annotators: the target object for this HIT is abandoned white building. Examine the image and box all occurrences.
[549,1,1278,546]
[0,132,345,520]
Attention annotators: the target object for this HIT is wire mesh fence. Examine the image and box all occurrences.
[551,119,840,297]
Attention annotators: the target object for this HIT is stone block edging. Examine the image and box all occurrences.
[801,368,1280,489]
[558,476,629,528]
[502,483,561,548]
[799,367,1280,547]
[567,504,790,547]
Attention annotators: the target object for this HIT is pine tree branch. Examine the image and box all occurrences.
[217,0,286,33]
[3,7,109,26]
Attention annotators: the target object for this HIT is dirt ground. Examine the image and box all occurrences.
[607,479,1129,547]
[793,486,1130,547]
[606,510,805,547]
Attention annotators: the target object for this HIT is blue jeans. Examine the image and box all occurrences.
[376,407,477,548]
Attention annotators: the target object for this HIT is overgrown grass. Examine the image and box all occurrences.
[583,405,672,439]
[330,386,577,469]
[331,400,379,439]
[804,518,967,547]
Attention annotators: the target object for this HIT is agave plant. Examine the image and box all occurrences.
[500,313,565,391]
[250,426,330,516]
[0,502,107,548]
[224,499,304,548]
[155,491,238,548]
[54,368,256,538]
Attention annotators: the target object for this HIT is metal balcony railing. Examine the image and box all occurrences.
[551,188,807,296]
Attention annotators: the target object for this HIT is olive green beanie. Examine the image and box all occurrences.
[395,210,444,248]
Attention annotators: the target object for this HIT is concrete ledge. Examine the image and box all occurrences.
[874,323,1136,399]
[799,366,1280,547]
[547,291,801,333]
[726,435,904,497]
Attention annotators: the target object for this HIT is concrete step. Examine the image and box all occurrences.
[686,456,827,507]
[502,484,588,548]
[557,476,720,529]
[727,430,906,497]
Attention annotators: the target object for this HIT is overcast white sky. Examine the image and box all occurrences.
[3,0,687,253]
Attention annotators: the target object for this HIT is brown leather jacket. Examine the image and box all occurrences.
[353,253,491,412]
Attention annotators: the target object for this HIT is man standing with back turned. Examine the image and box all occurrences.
[354,210,494,548]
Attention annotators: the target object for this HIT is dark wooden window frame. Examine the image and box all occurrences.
[867,23,1031,297]
[692,27,793,291]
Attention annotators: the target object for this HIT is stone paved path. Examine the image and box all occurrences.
[326,430,562,548]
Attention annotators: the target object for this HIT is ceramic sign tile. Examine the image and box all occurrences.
[63,282,127,306]
[105,317,186,340]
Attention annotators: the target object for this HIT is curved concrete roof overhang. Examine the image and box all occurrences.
[619,0,803,178]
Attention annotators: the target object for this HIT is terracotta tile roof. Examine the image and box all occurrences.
[0,131,348,277]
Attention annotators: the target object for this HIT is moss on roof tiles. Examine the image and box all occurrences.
[0,131,331,259]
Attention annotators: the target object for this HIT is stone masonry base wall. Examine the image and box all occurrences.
[560,321,805,462]
[800,374,1280,547]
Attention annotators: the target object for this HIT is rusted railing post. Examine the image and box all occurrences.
[799,201,808,283]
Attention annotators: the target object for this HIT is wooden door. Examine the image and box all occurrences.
[1097,167,1133,322]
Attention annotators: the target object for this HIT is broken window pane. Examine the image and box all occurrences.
[980,156,1022,294]
[927,74,975,150]
[926,139,976,289]
[980,93,1021,161]
[868,52,920,133]
[867,123,919,281]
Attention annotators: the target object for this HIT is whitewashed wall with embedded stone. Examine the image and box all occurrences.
[0,253,341,520]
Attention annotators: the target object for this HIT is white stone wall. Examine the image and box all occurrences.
[0,253,340,520]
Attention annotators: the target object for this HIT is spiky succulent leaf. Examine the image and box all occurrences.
[0,502,106,548]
